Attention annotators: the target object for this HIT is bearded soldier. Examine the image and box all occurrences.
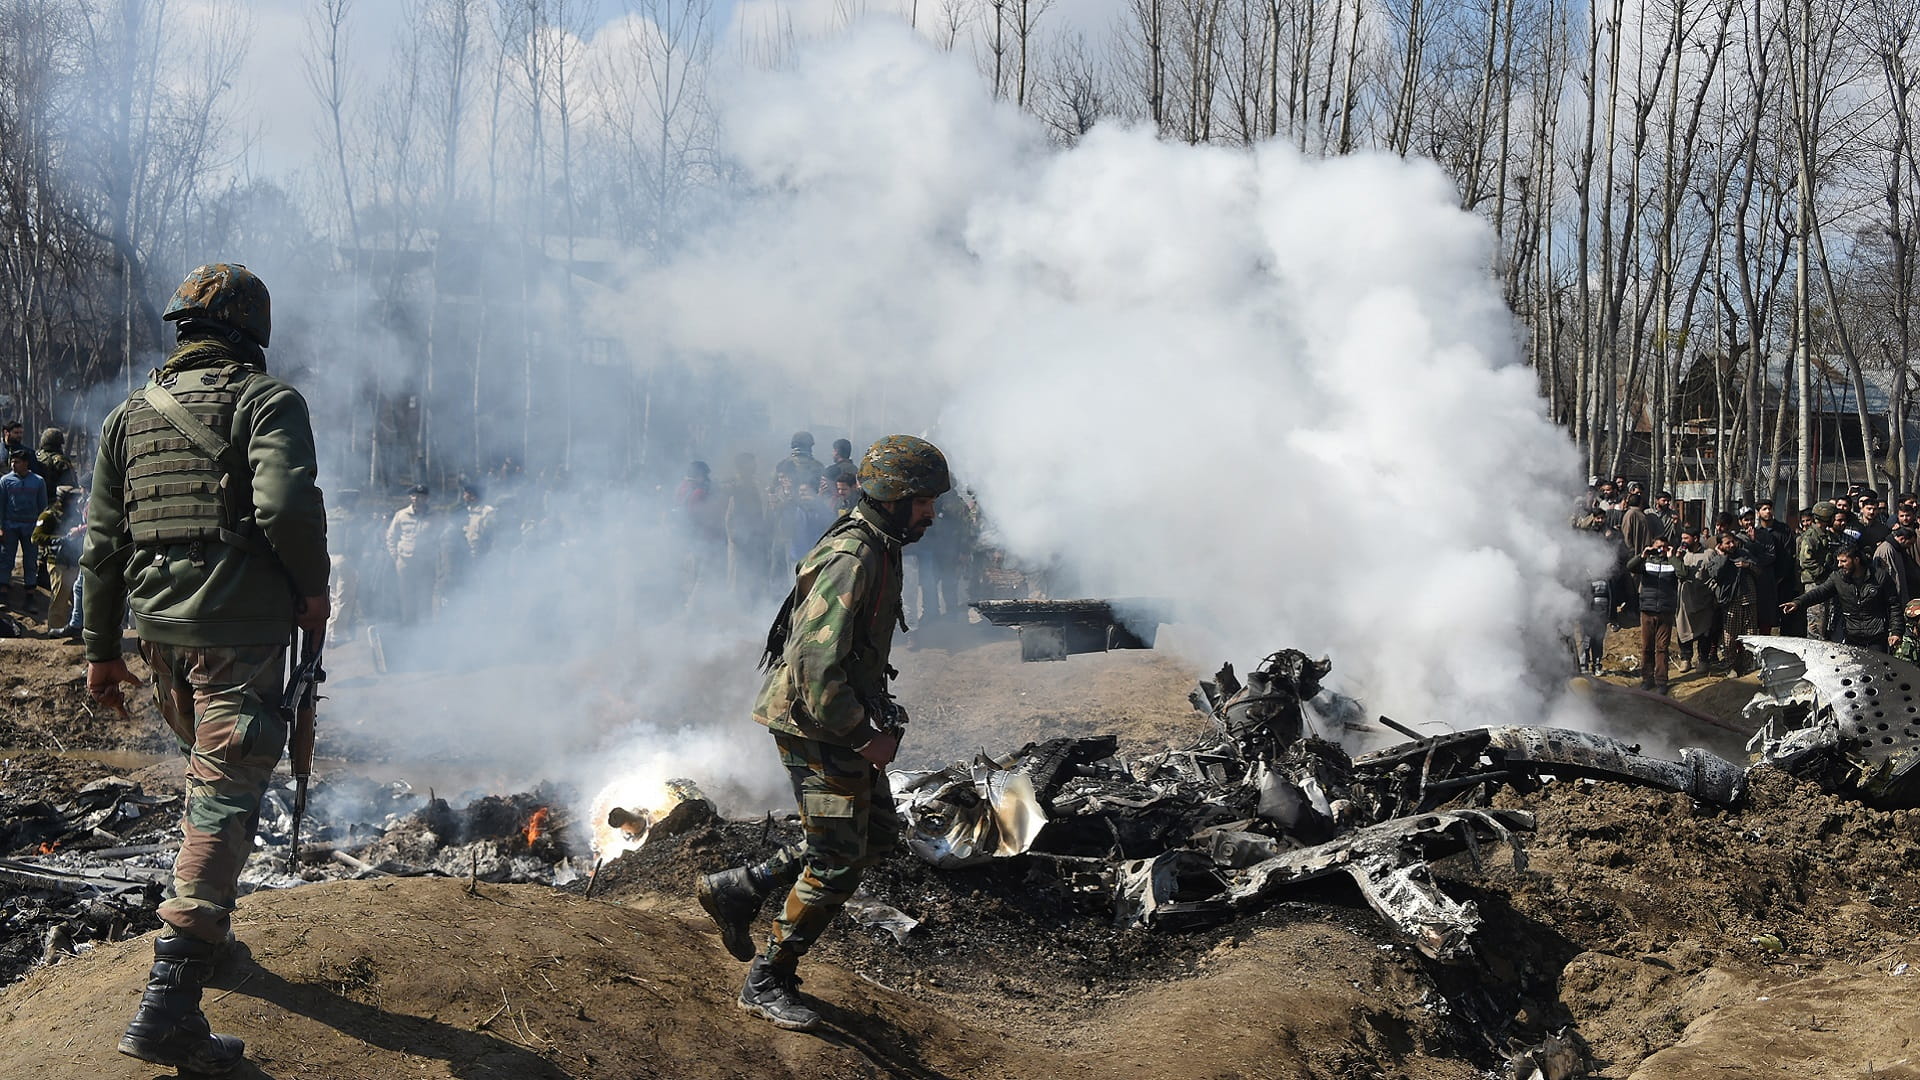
[698,435,950,1031]
[82,264,329,1074]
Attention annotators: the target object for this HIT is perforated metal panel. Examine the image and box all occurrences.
[1742,636,1920,764]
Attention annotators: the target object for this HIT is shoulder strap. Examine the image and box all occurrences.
[143,378,232,461]
[758,514,890,673]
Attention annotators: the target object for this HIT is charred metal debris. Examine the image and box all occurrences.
[1740,635,1920,809]
[0,773,603,984]
[893,648,1745,963]
[970,599,1166,661]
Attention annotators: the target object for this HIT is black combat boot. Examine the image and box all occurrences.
[737,956,820,1031]
[117,933,246,1074]
[697,867,765,962]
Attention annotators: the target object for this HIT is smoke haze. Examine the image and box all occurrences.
[608,22,1606,742]
[62,13,1610,817]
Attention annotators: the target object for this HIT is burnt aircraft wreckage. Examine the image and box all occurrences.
[892,649,1747,963]
[1740,635,1920,808]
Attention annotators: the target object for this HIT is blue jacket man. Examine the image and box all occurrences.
[1,449,49,589]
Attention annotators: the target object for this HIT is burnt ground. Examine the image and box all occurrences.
[5,620,1920,1078]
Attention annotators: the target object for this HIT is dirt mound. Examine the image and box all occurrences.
[1476,767,1920,1075]
[0,877,1483,1080]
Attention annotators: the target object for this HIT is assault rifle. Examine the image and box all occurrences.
[282,631,325,866]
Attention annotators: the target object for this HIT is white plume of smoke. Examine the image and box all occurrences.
[612,21,1606,734]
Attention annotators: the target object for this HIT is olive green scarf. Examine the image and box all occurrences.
[158,336,265,377]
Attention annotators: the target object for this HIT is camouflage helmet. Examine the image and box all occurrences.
[1907,599,1920,621]
[858,435,951,502]
[162,263,271,347]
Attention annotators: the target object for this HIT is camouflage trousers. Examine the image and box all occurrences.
[760,733,901,967]
[141,641,287,944]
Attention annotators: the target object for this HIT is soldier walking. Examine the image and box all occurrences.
[697,436,951,1031]
[81,264,329,1074]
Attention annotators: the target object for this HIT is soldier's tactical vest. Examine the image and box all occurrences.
[122,364,257,547]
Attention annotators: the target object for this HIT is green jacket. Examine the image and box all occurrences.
[753,502,905,747]
[1797,526,1836,589]
[80,342,329,661]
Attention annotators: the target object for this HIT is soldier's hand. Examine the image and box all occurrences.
[87,660,143,718]
[295,593,330,635]
[1893,634,1903,649]
[1780,601,1798,614]
[856,730,900,767]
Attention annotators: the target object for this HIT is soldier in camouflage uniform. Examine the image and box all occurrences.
[82,264,329,1075]
[34,427,76,491]
[697,435,951,1031]
[770,430,826,498]
[1894,601,1920,662]
[1797,502,1840,641]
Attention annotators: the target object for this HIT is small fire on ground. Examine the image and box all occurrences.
[524,806,551,847]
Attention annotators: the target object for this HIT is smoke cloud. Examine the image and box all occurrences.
[210,16,1607,822]
[610,22,1605,738]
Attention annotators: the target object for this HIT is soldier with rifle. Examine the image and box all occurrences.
[697,435,951,1031]
[80,264,329,1075]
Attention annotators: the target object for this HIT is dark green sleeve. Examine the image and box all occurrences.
[79,405,131,662]
[244,382,329,596]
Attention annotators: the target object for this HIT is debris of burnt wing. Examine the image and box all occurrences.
[1740,635,1920,808]
[894,648,1748,968]
[970,599,1165,661]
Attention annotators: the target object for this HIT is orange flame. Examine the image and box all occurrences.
[524,807,550,847]
[37,841,58,855]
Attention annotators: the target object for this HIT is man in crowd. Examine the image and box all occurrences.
[1797,502,1841,640]
[1707,530,1758,671]
[1859,495,1892,548]
[1783,543,1904,653]
[1896,599,1920,662]
[778,473,835,567]
[826,438,856,487]
[723,452,771,603]
[461,482,497,562]
[1649,491,1681,542]
[1626,534,1689,694]
[2,420,24,457]
[1737,507,1780,634]
[830,471,859,517]
[697,436,951,1031]
[1621,490,1652,554]
[771,431,825,498]
[386,484,443,625]
[80,263,328,1074]
[33,427,75,491]
[1674,529,1718,673]
[1,448,49,609]
[1877,526,1920,602]
[32,485,86,638]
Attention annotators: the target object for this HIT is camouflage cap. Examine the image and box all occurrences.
[1812,501,1837,521]
[1907,599,1920,619]
[163,263,272,347]
[858,435,951,502]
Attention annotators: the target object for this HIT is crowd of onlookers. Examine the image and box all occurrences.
[664,431,981,622]
[317,430,989,647]
[0,421,85,637]
[1575,475,1920,694]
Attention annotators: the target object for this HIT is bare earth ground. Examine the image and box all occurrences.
[5,619,1920,1079]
